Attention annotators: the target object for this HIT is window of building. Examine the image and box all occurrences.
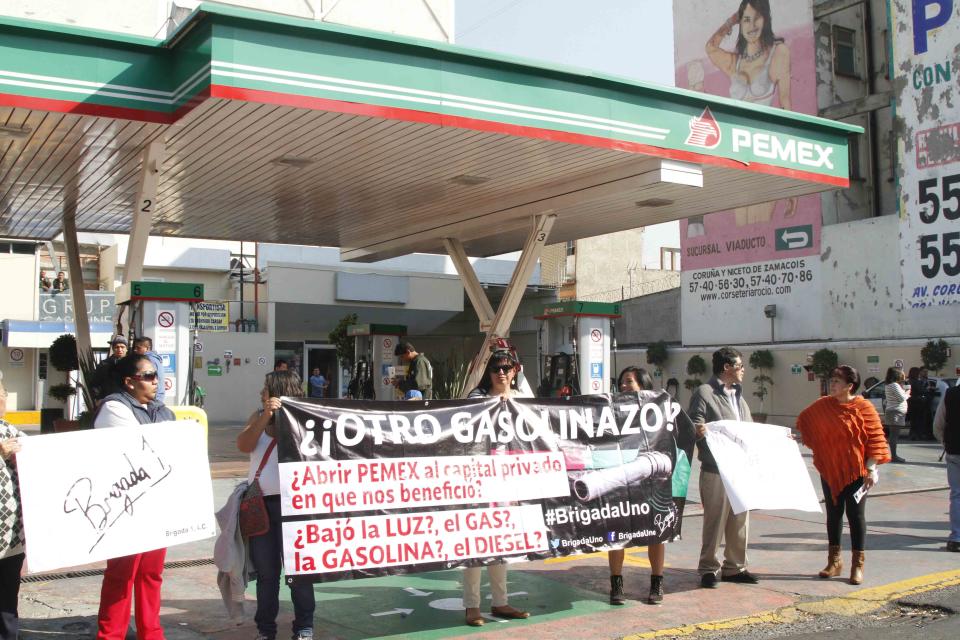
[0,241,37,254]
[832,25,858,78]
[660,247,681,271]
[565,240,575,256]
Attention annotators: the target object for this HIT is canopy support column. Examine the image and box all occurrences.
[61,183,94,409]
[443,238,495,330]
[112,141,164,337]
[457,213,556,397]
[125,141,165,284]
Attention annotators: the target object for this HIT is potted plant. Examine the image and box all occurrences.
[920,338,949,375]
[646,340,669,380]
[810,348,839,396]
[328,313,359,370]
[433,351,469,400]
[749,349,775,422]
[684,354,707,393]
[48,333,96,430]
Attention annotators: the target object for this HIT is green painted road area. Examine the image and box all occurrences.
[263,568,615,639]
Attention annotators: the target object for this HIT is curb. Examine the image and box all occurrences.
[622,568,960,639]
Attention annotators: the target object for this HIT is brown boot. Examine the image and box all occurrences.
[849,550,865,585]
[818,545,843,578]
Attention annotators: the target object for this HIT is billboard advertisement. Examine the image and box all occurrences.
[674,1,822,344]
[892,1,960,308]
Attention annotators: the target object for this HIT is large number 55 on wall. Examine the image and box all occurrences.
[893,2,960,308]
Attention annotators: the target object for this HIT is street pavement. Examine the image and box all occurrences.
[15,424,960,640]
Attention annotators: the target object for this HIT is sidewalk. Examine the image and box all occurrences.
[17,429,956,640]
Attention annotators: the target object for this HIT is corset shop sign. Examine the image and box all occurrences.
[39,292,115,323]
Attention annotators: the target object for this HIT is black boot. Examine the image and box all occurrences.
[610,574,625,605]
[648,575,664,604]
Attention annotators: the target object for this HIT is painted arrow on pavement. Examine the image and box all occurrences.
[371,608,414,617]
[404,587,433,596]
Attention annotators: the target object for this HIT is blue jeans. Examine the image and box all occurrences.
[948,454,960,543]
[249,496,315,638]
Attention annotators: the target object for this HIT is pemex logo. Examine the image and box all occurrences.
[685,107,721,149]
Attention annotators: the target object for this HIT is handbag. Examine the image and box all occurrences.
[239,438,277,538]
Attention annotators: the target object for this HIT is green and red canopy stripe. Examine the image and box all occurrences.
[0,2,859,185]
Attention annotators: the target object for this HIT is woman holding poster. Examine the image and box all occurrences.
[93,354,175,640]
[0,377,27,640]
[796,366,891,585]
[237,371,315,640]
[607,367,669,605]
[462,350,531,627]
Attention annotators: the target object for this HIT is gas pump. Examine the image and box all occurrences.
[536,301,621,396]
[115,281,204,406]
[346,324,406,400]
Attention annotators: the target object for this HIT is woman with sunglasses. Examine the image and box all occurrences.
[237,371,316,640]
[94,353,175,640]
[607,366,670,605]
[796,365,890,585]
[460,350,531,627]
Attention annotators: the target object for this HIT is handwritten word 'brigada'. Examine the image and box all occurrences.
[299,402,682,456]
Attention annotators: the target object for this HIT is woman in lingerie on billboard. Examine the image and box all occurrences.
[461,349,532,627]
[705,0,796,224]
[237,371,316,640]
[607,366,668,605]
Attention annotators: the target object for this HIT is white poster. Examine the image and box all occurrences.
[892,2,960,308]
[704,420,820,514]
[17,421,216,572]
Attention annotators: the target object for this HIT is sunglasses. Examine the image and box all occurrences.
[488,365,514,374]
[131,371,159,382]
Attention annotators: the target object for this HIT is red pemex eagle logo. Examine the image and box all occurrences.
[685,107,721,149]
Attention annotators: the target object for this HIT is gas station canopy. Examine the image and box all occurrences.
[0,2,858,262]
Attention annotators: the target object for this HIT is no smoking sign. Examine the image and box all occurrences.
[590,329,602,342]
[157,311,175,328]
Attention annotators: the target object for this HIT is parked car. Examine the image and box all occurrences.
[861,376,958,417]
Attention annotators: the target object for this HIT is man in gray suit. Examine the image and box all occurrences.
[689,346,758,588]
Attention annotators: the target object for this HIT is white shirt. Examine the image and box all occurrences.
[246,431,280,496]
[94,400,143,429]
[723,387,742,422]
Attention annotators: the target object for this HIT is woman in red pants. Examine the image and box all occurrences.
[93,353,175,640]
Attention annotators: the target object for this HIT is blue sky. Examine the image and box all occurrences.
[455,0,679,265]
[456,0,675,86]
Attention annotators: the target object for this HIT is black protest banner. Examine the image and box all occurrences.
[275,391,696,582]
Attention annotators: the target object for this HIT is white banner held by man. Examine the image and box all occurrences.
[17,421,216,572]
[704,420,820,514]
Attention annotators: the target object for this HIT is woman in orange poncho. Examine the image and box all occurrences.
[796,365,890,585]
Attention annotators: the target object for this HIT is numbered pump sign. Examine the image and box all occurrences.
[892,2,960,308]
